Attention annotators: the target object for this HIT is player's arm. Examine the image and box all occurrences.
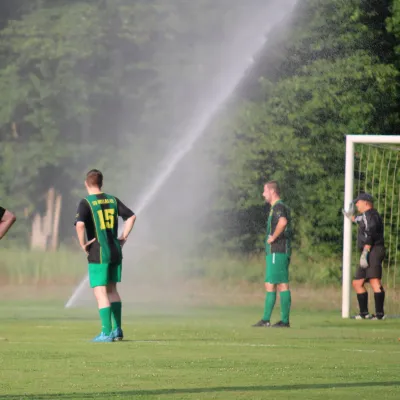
[268,217,288,243]
[343,203,364,225]
[116,198,136,244]
[343,202,356,222]
[363,214,380,252]
[0,207,16,240]
[267,204,288,244]
[120,215,136,242]
[359,213,379,268]
[74,200,95,254]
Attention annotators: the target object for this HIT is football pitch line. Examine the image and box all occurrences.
[3,339,400,354]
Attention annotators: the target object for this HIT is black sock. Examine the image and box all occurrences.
[357,292,369,315]
[374,287,385,317]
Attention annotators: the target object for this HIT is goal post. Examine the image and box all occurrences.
[342,134,400,318]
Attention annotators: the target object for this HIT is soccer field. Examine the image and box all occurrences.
[1,303,400,400]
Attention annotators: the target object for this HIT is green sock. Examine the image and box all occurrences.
[280,290,291,324]
[99,307,112,335]
[262,291,276,321]
[111,301,122,329]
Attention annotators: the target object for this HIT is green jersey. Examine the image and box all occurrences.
[266,200,292,256]
[75,193,134,264]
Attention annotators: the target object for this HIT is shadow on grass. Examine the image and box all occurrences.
[115,338,218,343]
[3,381,400,399]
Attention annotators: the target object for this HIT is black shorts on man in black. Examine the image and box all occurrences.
[354,245,385,281]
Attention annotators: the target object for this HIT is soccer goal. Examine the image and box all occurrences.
[342,135,400,318]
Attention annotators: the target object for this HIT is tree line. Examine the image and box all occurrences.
[0,0,399,258]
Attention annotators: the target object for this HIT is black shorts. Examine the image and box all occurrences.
[354,245,385,281]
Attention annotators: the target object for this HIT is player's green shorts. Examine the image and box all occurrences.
[265,253,290,284]
[88,263,122,288]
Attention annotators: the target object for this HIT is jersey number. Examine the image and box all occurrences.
[97,209,115,230]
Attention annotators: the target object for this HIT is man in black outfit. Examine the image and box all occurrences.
[344,193,385,320]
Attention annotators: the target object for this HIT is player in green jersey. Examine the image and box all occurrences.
[75,170,136,342]
[0,206,16,240]
[253,181,292,328]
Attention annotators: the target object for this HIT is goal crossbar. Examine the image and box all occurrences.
[342,135,400,318]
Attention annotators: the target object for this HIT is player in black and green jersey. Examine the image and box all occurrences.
[0,206,16,240]
[75,170,136,342]
[253,181,292,328]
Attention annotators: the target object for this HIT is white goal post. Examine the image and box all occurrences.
[342,134,400,318]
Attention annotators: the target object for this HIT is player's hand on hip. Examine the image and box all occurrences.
[118,236,127,248]
[82,238,96,255]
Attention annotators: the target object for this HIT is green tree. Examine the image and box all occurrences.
[212,0,399,254]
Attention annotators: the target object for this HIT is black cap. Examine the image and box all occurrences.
[353,193,373,204]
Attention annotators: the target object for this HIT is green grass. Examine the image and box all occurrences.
[1,303,400,399]
[0,249,83,284]
[184,251,342,285]
[1,246,398,291]
[0,247,344,287]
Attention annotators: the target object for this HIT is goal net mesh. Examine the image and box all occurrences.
[353,143,400,314]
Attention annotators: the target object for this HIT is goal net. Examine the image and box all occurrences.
[342,135,400,318]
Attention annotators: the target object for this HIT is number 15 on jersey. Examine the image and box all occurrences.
[97,209,115,230]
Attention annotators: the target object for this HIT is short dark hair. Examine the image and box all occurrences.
[86,169,103,188]
[266,180,280,196]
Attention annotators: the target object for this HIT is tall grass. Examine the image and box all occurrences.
[0,248,84,285]
[181,251,342,287]
[2,247,400,314]
[2,246,392,289]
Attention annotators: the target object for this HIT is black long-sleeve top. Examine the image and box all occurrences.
[355,208,384,251]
